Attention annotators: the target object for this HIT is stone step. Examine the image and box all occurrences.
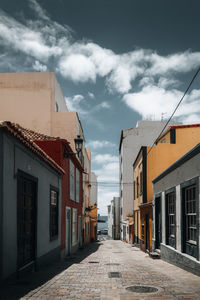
[149,251,161,259]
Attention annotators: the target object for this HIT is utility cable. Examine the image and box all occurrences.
[147,66,200,156]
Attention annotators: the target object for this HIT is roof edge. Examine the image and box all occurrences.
[153,143,200,184]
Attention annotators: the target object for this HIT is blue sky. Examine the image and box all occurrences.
[0,0,200,214]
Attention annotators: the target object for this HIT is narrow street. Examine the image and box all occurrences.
[1,239,200,300]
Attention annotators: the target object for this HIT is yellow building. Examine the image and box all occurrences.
[133,148,145,248]
[133,124,200,252]
[89,205,98,241]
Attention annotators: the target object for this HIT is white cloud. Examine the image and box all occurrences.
[94,101,111,110]
[87,140,116,149]
[0,10,62,61]
[94,157,119,215]
[28,0,50,21]
[65,94,85,114]
[1,3,200,96]
[88,92,95,99]
[32,60,47,71]
[98,188,119,215]
[148,51,200,76]
[58,54,96,83]
[94,154,118,164]
[123,86,200,123]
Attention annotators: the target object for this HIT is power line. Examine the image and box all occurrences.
[147,66,200,156]
[83,181,133,185]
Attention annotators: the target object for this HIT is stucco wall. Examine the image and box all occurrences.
[108,203,113,238]
[149,130,200,201]
[114,197,120,239]
[119,121,166,240]
[0,72,55,135]
[154,153,200,194]
[52,112,77,151]
[1,132,61,279]
[54,76,68,112]
[0,72,70,137]
[90,172,98,205]
[153,151,200,273]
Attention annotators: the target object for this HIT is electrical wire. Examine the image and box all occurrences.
[83,181,133,185]
[147,66,200,156]
[84,67,200,188]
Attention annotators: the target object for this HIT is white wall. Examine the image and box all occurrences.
[90,172,98,205]
[119,121,169,241]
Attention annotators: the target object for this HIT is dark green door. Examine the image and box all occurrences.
[17,175,37,269]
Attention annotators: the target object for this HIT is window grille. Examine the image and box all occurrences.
[136,177,139,198]
[50,189,58,240]
[185,185,196,244]
[72,208,77,245]
[69,160,75,201]
[140,171,143,195]
[76,169,80,203]
[166,191,176,248]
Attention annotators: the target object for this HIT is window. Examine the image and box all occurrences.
[170,128,176,144]
[76,169,80,203]
[185,185,196,244]
[133,181,136,200]
[141,218,144,242]
[140,171,143,195]
[55,102,59,112]
[50,188,59,240]
[72,208,77,245]
[136,177,139,198]
[166,191,176,248]
[70,160,75,201]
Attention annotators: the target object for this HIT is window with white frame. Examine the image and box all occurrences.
[185,185,196,244]
[72,208,77,245]
[166,191,176,248]
[70,160,75,201]
[76,169,80,203]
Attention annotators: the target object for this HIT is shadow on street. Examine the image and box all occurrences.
[0,241,102,300]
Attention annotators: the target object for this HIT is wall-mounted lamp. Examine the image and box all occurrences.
[63,135,83,158]
[74,135,83,154]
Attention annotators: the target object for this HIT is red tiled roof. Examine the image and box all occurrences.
[170,124,200,129]
[0,121,65,175]
[157,123,200,142]
[17,125,59,141]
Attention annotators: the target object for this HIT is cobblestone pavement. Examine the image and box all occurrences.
[1,239,200,300]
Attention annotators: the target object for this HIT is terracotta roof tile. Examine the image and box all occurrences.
[0,121,65,175]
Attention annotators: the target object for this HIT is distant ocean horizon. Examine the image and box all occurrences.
[97,215,108,230]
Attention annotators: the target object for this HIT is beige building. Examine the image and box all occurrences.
[0,72,85,152]
[0,71,92,245]
[83,149,92,244]
[133,148,144,247]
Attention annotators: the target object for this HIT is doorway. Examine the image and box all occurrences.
[145,214,150,251]
[65,207,71,256]
[17,173,37,270]
[155,197,162,249]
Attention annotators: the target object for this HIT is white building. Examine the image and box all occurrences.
[90,172,98,206]
[119,120,168,242]
[107,197,120,239]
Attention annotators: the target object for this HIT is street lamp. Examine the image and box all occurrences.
[63,135,83,158]
[74,135,83,154]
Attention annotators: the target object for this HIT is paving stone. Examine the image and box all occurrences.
[1,240,200,300]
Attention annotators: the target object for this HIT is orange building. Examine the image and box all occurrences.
[133,124,200,252]
[89,205,98,241]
